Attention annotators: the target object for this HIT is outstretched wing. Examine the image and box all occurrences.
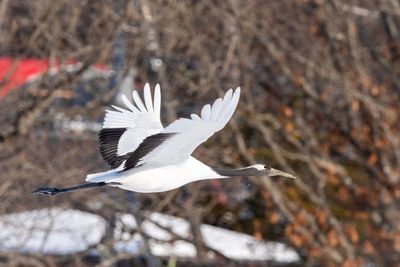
[99,83,163,168]
[121,87,240,171]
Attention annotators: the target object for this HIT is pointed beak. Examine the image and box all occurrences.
[269,168,296,179]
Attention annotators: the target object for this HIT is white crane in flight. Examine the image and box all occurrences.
[33,83,295,196]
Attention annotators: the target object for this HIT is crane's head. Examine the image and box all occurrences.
[250,164,296,179]
[213,164,296,178]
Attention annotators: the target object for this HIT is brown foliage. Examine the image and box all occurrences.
[0,0,399,266]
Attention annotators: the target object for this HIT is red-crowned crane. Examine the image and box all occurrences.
[33,84,295,196]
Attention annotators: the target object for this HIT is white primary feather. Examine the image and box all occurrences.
[190,114,201,121]
[121,95,140,113]
[210,98,223,121]
[143,83,154,112]
[153,84,161,116]
[133,90,147,112]
[102,83,163,156]
[201,104,211,121]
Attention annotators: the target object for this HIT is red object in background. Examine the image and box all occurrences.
[0,58,50,98]
[0,57,108,99]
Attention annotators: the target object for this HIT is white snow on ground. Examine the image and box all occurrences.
[0,208,300,263]
[0,208,106,255]
[115,212,300,263]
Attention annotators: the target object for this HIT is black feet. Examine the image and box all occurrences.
[32,187,62,196]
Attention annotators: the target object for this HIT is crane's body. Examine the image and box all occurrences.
[87,157,224,193]
[33,83,295,196]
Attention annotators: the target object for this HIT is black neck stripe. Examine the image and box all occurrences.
[213,166,263,177]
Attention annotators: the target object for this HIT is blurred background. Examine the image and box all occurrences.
[0,0,399,266]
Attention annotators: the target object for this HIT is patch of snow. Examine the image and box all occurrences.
[115,212,300,263]
[0,208,299,263]
[0,208,106,255]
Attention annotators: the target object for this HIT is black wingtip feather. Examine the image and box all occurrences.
[99,128,126,168]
